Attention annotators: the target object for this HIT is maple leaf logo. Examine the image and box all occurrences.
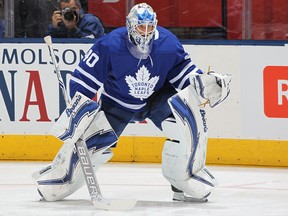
[125,65,159,100]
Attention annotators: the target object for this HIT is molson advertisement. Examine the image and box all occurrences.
[0,43,89,134]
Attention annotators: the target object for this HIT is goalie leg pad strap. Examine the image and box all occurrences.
[32,111,118,201]
[161,85,217,199]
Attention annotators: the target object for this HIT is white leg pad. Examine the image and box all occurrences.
[32,111,117,201]
[32,148,113,201]
[161,85,218,199]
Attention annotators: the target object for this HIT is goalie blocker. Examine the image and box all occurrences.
[32,92,118,201]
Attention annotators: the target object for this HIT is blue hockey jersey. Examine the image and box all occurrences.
[69,26,202,112]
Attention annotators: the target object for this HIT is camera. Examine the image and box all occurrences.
[61,8,77,21]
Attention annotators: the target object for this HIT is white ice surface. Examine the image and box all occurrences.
[0,161,287,216]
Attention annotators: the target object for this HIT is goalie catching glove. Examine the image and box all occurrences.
[190,71,232,107]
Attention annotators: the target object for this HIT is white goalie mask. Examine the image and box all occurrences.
[126,3,158,54]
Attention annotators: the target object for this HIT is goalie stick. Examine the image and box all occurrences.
[44,35,137,211]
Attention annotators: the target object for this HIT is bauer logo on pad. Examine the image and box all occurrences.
[263,66,288,118]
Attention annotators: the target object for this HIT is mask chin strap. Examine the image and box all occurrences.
[126,34,154,67]
[137,42,150,54]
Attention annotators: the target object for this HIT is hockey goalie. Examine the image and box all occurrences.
[32,2,232,203]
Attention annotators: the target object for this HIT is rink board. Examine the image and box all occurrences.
[1,41,288,166]
[1,135,288,167]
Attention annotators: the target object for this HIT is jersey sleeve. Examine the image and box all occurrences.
[167,40,203,90]
[69,36,110,99]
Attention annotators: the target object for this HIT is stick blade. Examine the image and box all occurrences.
[92,198,137,211]
[44,35,52,46]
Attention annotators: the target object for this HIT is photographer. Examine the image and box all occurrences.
[48,0,104,38]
